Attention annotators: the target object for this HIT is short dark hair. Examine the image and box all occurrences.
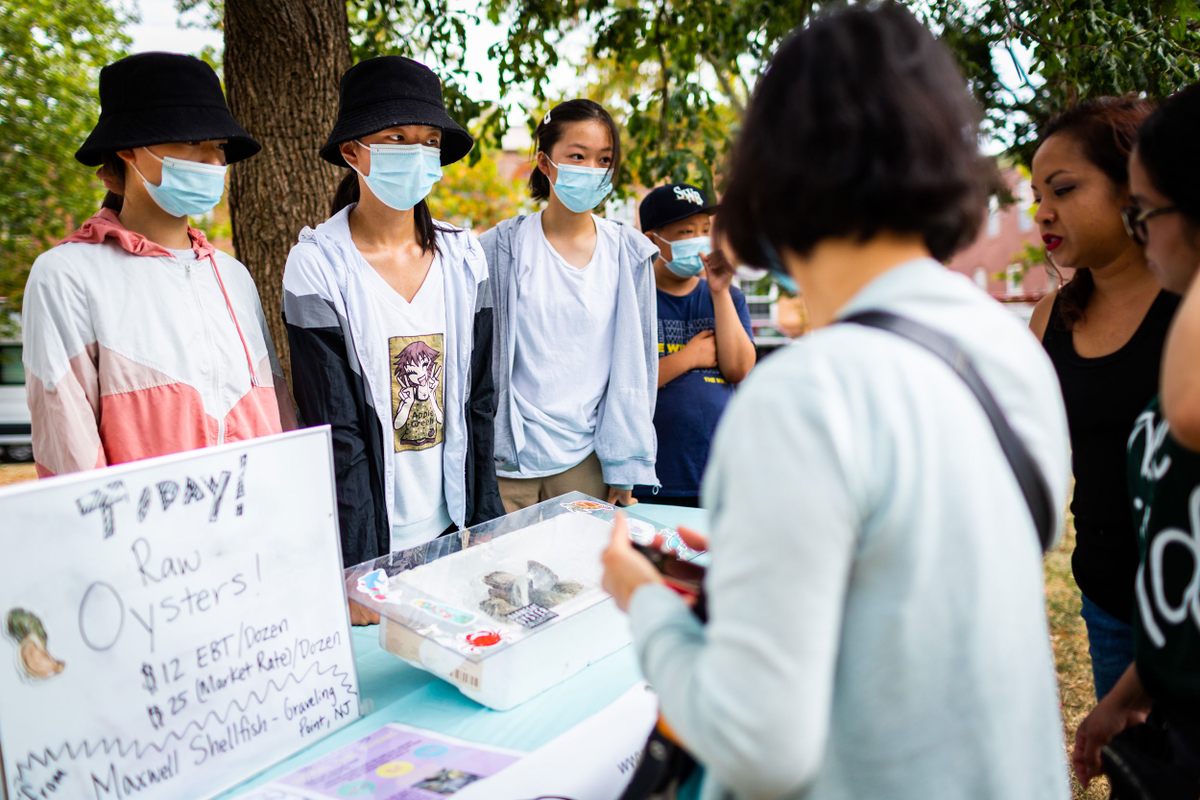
[1137,83,1200,225]
[720,2,989,267]
[529,99,621,201]
[1039,95,1154,329]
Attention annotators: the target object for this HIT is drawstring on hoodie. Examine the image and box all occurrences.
[205,252,261,387]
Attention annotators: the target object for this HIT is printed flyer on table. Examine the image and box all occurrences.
[238,724,523,799]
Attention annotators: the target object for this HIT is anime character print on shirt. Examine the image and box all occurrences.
[390,334,445,452]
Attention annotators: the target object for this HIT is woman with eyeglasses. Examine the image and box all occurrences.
[1072,82,1200,796]
[1029,97,1180,702]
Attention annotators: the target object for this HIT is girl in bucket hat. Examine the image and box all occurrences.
[21,52,294,478]
[283,56,502,596]
[479,100,661,512]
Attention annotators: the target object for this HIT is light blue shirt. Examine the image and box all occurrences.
[630,259,1072,800]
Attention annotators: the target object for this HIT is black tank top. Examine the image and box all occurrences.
[1042,290,1180,622]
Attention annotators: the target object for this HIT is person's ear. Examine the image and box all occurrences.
[647,230,672,262]
[537,151,554,181]
[341,141,362,172]
[115,148,137,168]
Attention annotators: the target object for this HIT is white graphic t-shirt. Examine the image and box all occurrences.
[360,254,451,550]
[506,211,619,478]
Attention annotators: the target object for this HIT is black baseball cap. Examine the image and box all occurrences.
[638,183,718,232]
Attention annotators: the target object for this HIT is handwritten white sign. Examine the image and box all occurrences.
[0,428,359,800]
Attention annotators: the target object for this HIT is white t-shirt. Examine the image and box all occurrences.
[360,255,451,550]
[506,211,619,478]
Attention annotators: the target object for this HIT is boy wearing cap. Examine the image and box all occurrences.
[637,184,755,507]
[22,52,294,478]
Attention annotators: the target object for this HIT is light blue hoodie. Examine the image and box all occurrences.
[480,215,660,488]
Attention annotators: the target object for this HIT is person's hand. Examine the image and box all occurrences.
[682,330,717,370]
[349,600,380,627]
[601,514,664,612]
[399,386,414,405]
[701,246,736,295]
[1071,697,1149,788]
[607,486,636,507]
[657,525,710,553]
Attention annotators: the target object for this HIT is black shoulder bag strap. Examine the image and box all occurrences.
[841,310,1056,553]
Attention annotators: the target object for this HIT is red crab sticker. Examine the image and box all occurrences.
[465,630,502,647]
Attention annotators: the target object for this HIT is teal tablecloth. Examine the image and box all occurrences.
[224,502,707,796]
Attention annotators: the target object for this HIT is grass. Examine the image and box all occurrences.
[1046,519,1110,799]
[0,463,36,487]
[0,463,1108,794]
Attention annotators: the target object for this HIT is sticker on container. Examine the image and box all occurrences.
[412,598,477,627]
[661,530,706,562]
[356,568,391,602]
[625,517,658,545]
[505,603,559,629]
[560,499,614,514]
[465,630,503,647]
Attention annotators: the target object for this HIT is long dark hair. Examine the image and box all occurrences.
[331,170,448,255]
[1039,96,1154,330]
[529,99,622,201]
[719,3,989,269]
[1137,83,1200,227]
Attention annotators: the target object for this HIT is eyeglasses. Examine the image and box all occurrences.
[1122,204,1179,246]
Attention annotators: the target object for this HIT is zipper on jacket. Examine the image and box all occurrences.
[184,259,225,445]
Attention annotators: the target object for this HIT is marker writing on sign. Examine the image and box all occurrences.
[74,454,251,539]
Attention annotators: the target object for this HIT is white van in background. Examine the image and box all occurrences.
[0,318,33,463]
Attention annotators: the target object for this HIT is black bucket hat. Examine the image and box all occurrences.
[639,183,719,233]
[75,52,260,167]
[320,56,474,168]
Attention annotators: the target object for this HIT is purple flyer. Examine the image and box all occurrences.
[271,724,521,798]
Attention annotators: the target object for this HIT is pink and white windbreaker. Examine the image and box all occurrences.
[22,209,295,477]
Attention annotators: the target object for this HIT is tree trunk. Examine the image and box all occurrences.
[224,0,351,380]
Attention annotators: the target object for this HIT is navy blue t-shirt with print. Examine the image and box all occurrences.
[639,279,753,498]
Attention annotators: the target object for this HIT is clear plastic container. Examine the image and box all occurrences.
[344,492,669,710]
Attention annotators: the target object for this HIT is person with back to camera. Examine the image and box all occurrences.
[600,4,1072,798]
[633,183,755,508]
[282,57,502,627]
[1029,96,1180,703]
[1072,82,1200,798]
[22,52,295,479]
[479,100,660,512]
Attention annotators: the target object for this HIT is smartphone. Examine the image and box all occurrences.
[632,541,706,594]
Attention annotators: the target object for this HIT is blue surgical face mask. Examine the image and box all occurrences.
[133,148,227,218]
[660,235,711,278]
[759,234,799,294]
[546,157,612,213]
[354,141,442,211]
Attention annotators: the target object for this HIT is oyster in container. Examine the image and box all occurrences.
[345,492,647,710]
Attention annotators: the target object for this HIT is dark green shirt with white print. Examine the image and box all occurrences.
[1128,395,1200,717]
